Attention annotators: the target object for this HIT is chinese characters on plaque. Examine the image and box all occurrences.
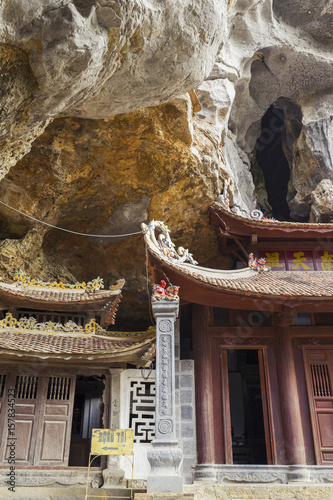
[259,251,333,272]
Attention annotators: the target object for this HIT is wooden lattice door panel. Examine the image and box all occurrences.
[303,348,333,464]
[34,376,75,466]
[0,374,40,466]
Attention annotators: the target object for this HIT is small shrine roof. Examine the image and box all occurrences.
[0,328,155,366]
[143,221,333,312]
[0,279,125,325]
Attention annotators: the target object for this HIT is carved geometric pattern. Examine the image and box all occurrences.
[129,380,155,443]
[158,419,173,434]
[47,377,71,400]
[0,374,6,398]
[15,375,38,399]
[159,319,172,332]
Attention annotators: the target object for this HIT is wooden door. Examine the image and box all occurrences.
[303,347,333,464]
[0,371,76,466]
[0,374,40,465]
[220,347,274,464]
[34,376,75,466]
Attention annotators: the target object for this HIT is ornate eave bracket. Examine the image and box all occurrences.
[142,220,198,265]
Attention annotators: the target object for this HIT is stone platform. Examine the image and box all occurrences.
[185,484,333,500]
[0,487,144,499]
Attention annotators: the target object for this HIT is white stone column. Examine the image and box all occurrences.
[147,300,183,493]
[102,367,125,488]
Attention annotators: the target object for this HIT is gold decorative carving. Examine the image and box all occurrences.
[13,270,105,293]
[0,313,155,338]
[0,312,105,335]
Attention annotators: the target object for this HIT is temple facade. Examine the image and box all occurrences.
[143,209,333,487]
[2,207,333,496]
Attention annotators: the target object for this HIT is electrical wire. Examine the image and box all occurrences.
[0,200,143,238]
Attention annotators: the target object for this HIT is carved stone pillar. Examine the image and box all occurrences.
[102,367,125,488]
[147,300,183,493]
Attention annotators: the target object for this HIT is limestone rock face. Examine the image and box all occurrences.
[0,0,226,177]
[310,179,333,223]
[0,95,227,327]
[211,0,333,221]
[285,91,333,220]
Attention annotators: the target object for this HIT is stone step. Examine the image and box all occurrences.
[0,487,145,500]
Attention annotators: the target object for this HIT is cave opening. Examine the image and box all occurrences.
[251,99,303,221]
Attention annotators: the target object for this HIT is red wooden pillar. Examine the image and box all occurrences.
[192,304,215,464]
[275,320,306,464]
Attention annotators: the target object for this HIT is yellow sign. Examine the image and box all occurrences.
[91,429,134,456]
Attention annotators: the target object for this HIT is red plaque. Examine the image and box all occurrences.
[287,251,314,271]
[316,250,333,272]
[260,251,286,271]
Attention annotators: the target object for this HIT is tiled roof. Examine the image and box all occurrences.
[211,202,333,230]
[0,282,121,303]
[144,230,333,301]
[0,329,155,364]
[179,267,333,299]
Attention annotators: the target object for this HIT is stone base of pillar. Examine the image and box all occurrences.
[287,466,311,483]
[147,475,184,493]
[101,465,125,488]
[193,464,218,482]
[147,444,183,493]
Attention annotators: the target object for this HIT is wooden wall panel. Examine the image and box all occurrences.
[34,376,75,466]
[303,347,333,464]
[39,420,68,462]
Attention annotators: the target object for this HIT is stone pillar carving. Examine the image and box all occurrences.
[147,300,183,493]
[102,367,125,488]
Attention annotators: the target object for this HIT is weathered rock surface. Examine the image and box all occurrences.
[310,179,333,223]
[212,0,333,221]
[0,0,226,177]
[0,95,227,327]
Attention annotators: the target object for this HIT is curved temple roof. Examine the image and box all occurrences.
[142,221,333,312]
[0,279,125,326]
[210,202,333,239]
[0,327,155,366]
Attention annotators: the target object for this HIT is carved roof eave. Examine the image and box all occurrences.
[146,240,333,313]
[0,330,155,367]
[0,281,125,319]
[210,203,333,239]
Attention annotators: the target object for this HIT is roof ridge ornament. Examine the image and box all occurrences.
[0,312,106,334]
[248,253,271,272]
[151,280,180,302]
[250,209,276,222]
[144,220,198,265]
[12,270,105,293]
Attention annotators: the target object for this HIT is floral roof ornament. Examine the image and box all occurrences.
[13,270,105,293]
[144,220,198,265]
[248,253,271,272]
[0,312,106,335]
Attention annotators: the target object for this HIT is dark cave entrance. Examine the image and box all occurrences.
[252,99,302,221]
